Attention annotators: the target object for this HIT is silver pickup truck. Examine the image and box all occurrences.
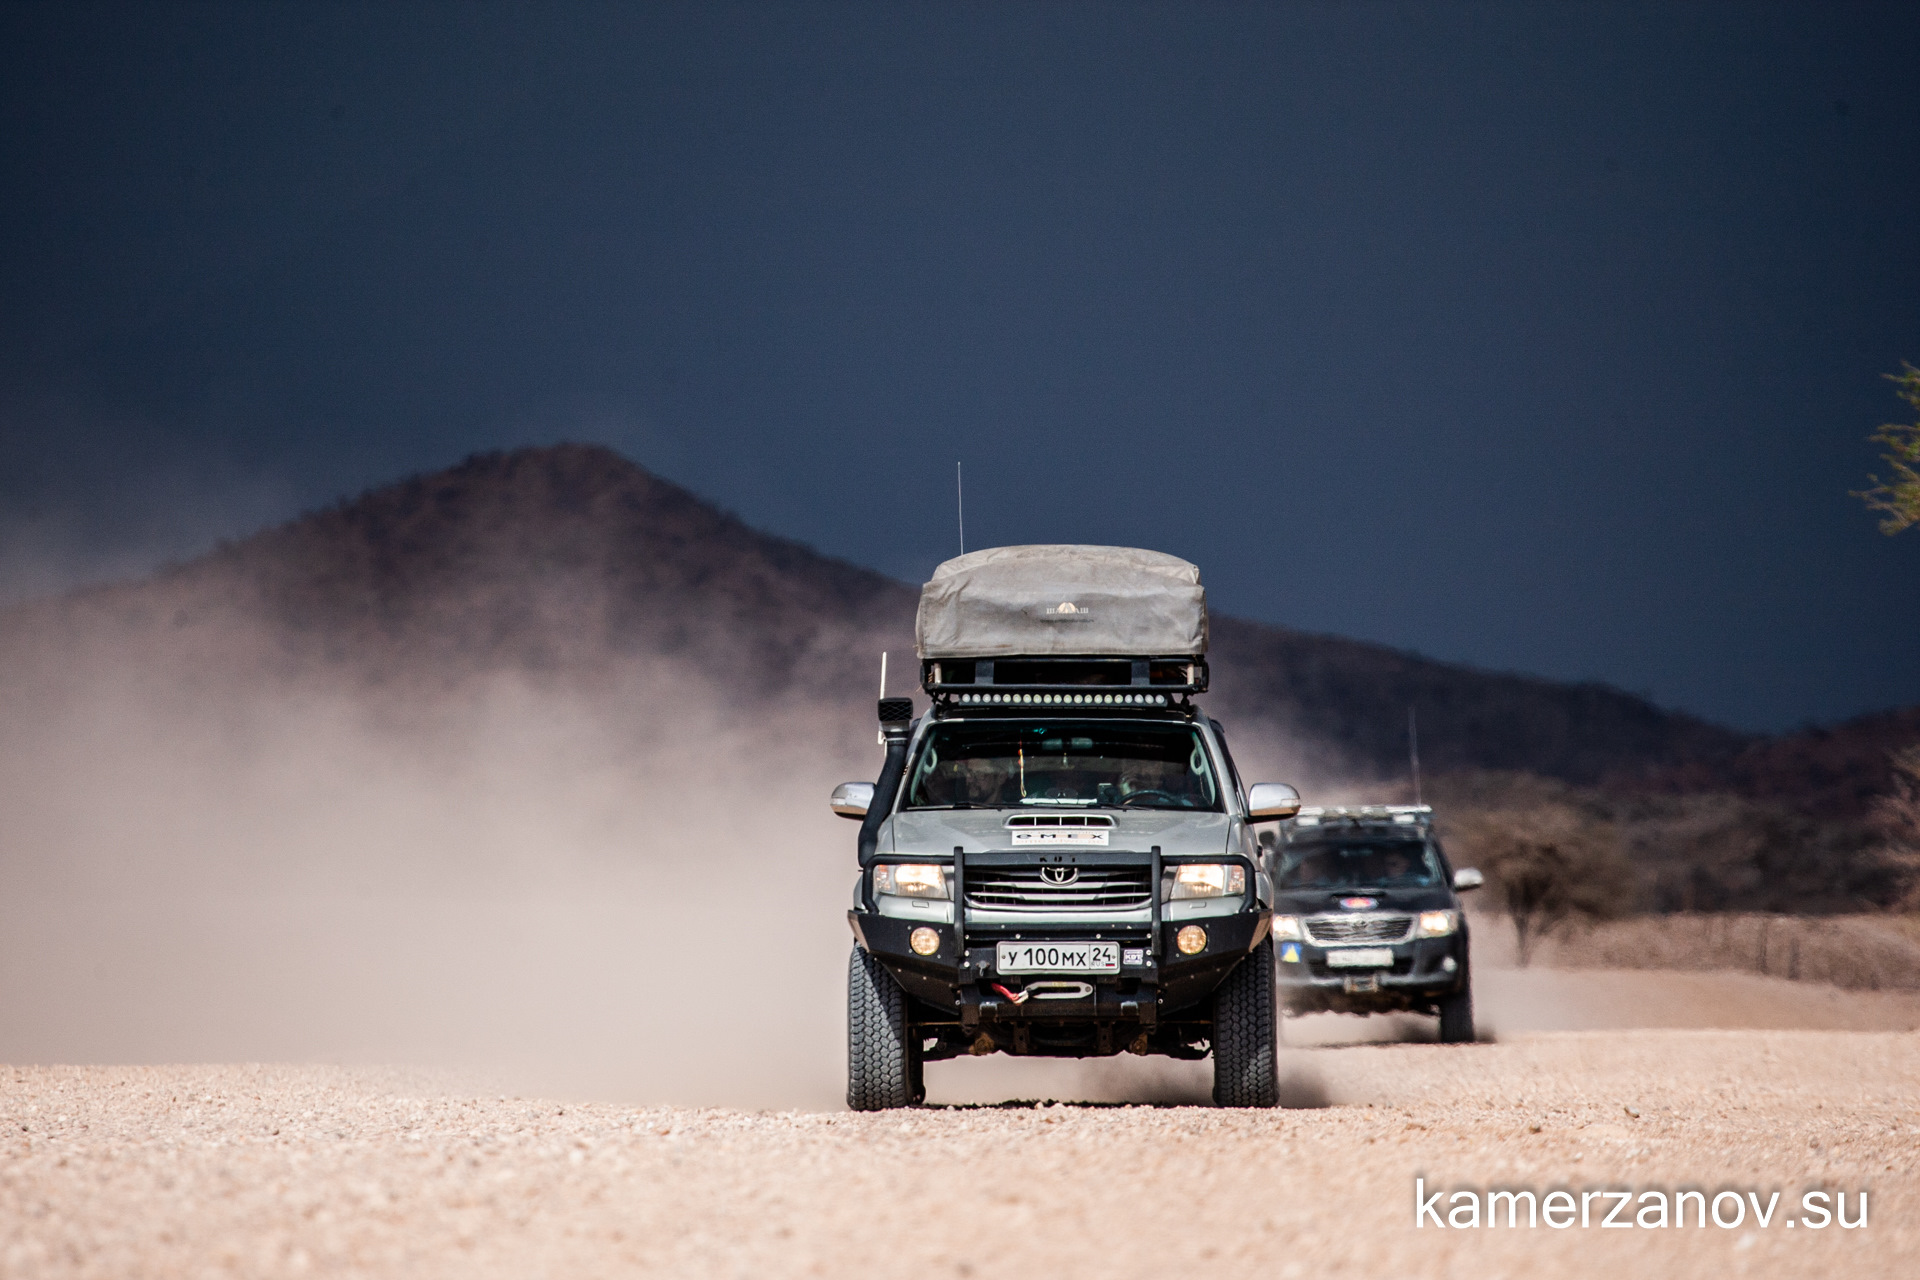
[832,546,1301,1108]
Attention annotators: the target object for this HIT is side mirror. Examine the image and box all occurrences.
[830,782,875,820]
[1452,867,1484,892]
[1246,782,1302,822]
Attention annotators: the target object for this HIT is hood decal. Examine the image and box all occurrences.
[1011,827,1109,846]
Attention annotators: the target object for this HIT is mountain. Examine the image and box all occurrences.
[1207,618,1745,787]
[4,444,917,706]
[0,444,1782,791]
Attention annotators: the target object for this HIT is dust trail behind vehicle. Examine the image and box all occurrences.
[0,646,881,1108]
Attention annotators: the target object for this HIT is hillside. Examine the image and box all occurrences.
[1207,617,1744,786]
[1631,705,1920,820]
[0,443,1865,791]
[3,445,918,707]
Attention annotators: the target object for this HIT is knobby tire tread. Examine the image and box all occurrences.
[1212,936,1280,1107]
[1438,972,1475,1044]
[847,945,918,1110]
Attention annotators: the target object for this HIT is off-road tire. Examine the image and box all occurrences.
[1212,936,1280,1107]
[848,945,921,1110]
[1437,976,1475,1044]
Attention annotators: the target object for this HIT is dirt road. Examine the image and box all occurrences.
[4,970,1916,1279]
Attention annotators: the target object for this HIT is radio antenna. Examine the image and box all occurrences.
[880,651,888,699]
[956,461,966,555]
[1408,705,1423,806]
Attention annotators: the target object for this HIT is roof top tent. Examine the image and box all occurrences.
[914,545,1210,702]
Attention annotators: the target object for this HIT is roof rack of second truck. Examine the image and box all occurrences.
[1293,805,1433,829]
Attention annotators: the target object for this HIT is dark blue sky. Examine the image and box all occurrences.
[2,2,1916,732]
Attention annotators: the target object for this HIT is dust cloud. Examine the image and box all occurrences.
[0,637,1365,1111]
[14,575,1874,1115]
[0,538,1379,1113]
[0,630,890,1109]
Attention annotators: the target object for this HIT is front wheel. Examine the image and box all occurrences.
[1437,976,1475,1044]
[1212,936,1280,1107]
[848,945,922,1110]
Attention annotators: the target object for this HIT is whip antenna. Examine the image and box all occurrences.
[956,461,965,555]
[1408,705,1422,806]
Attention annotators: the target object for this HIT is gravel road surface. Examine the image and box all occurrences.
[5,972,1916,1279]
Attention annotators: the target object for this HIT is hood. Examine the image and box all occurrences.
[884,807,1233,857]
[1275,884,1458,915]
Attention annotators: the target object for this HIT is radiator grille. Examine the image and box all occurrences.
[1305,914,1413,944]
[965,867,1153,912]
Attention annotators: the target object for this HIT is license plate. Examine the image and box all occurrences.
[1325,947,1394,969]
[996,941,1120,974]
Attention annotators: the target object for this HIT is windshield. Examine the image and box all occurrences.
[1278,837,1443,890]
[903,719,1222,811]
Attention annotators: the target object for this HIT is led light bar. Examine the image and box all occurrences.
[1292,805,1434,827]
[952,691,1170,707]
[922,654,1209,701]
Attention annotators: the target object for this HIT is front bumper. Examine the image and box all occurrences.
[849,906,1271,1048]
[1274,932,1468,1014]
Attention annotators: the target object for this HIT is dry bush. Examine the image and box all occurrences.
[1430,769,1917,917]
[1856,361,1920,535]
[1871,746,1920,908]
[1623,791,1906,913]
[1444,799,1630,965]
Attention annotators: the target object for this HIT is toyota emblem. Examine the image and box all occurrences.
[1040,866,1080,886]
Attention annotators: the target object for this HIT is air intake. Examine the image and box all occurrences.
[1005,814,1115,829]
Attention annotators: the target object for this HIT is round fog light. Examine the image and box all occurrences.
[1175,924,1208,955]
[909,927,940,956]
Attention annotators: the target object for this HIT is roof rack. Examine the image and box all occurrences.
[922,655,1208,705]
[1293,805,1433,829]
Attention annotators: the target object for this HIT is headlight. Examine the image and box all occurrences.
[1415,910,1459,938]
[874,863,950,900]
[1167,863,1247,900]
[1272,914,1303,941]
